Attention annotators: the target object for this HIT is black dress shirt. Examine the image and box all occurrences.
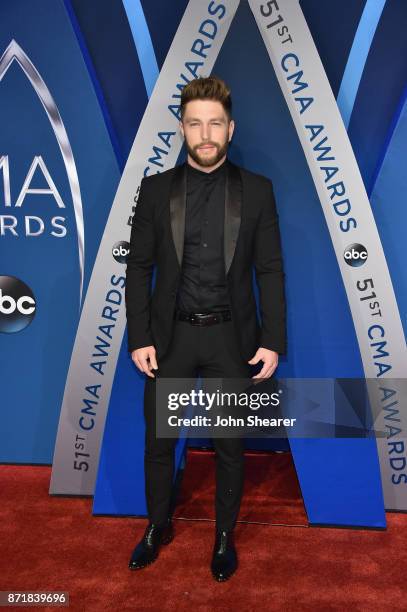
[175,157,231,313]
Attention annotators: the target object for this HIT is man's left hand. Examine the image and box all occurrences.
[248,347,278,380]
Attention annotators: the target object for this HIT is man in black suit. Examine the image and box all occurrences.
[125,76,286,581]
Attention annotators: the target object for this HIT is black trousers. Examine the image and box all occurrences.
[143,317,252,532]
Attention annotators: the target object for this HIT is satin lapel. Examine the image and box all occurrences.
[169,162,187,270]
[224,161,242,276]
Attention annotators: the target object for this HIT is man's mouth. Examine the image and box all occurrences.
[198,145,215,150]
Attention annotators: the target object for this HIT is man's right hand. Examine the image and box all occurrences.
[131,345,158,378]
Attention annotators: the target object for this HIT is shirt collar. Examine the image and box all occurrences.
[186,157,228,180]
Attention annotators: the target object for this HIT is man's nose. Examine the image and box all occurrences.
[201,124,211,140]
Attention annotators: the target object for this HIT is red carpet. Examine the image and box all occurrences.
[1,450,407,611]
[174,449,307,525]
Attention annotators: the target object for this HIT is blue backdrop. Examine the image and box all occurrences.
[2,0,406,527]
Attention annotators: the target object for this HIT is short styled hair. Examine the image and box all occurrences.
[180,75,232,121]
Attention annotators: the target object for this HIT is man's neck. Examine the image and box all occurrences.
[186,154,227,173]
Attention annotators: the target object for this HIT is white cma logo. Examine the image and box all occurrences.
[0,154,66,237]
[0,39,85,305]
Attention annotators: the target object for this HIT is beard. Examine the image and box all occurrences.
[185,138,229,168]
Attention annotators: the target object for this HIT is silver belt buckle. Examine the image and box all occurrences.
[191,312,208,326]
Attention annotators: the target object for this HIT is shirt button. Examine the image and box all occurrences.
[204,219,208,225]
[202,242,208,247]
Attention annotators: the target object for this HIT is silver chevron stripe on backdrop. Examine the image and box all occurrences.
[49,0,240,495]
[249,0,407,510]
[0,39,85,305]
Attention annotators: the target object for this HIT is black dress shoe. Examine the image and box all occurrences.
[128,519,174,570]
[211,529,238,582]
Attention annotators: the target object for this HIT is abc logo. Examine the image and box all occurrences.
[112,241,130,264]
[343,243,368,267]
[0,276,36,333]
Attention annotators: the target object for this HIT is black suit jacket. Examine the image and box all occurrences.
[125,159,286,362]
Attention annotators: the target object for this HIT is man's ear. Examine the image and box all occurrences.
[228,119,235,142]
[179,120,184,138]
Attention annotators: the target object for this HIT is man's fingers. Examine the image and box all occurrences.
[135,353,154,377]
[131,347,158,377]
[148,350,158,371]
[130,351,142,371]
[132,355,142,371]
[252,362,276,380]
[265,361,278,376]
[248,353,261,364]
[139,355,155,377]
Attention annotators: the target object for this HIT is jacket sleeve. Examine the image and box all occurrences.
[253,179,287,354]
[125,177,156,352]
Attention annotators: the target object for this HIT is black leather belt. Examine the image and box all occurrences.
[174,309,232,326]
